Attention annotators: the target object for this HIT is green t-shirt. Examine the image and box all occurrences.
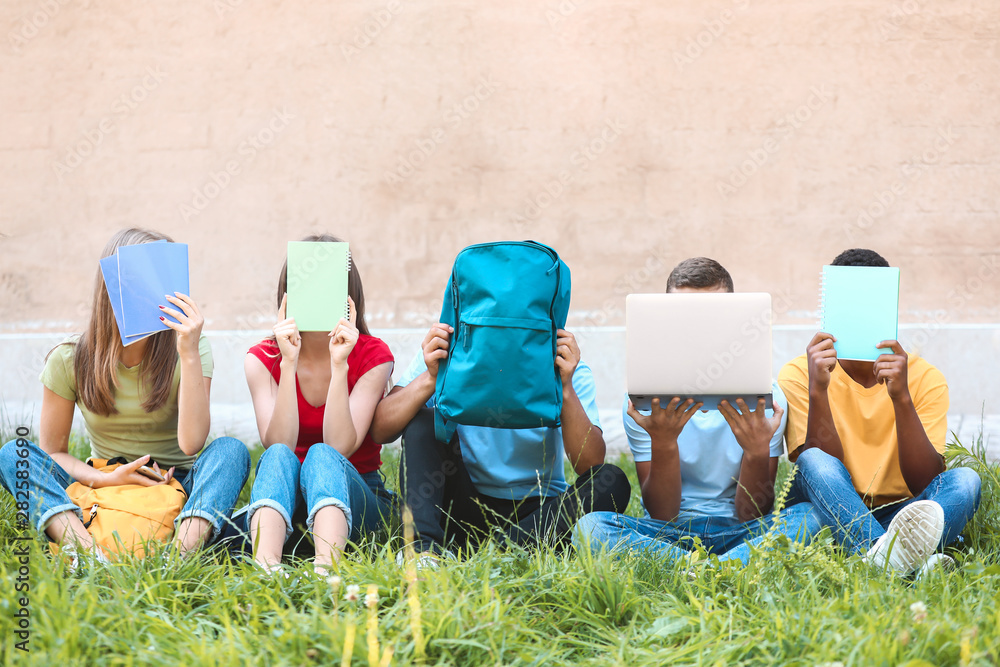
[40,335,214,470]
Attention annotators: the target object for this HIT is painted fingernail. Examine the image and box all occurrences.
[159,316,165,321]
[159,305,165,310]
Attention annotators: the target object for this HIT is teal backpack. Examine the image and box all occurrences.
[434,241,572,442]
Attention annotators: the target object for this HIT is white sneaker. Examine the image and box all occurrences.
[61,544,111,573]
[864,500,945,576]
[395,548,456,570]
[915,553,956,580]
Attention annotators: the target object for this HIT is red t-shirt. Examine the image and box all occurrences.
[247,335,394,473]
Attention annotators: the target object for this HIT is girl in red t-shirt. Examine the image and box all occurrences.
[243,234,394,576]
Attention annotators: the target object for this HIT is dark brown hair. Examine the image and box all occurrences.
[69,228,179,416]
[666,257,735,293]
[276,233,371,336]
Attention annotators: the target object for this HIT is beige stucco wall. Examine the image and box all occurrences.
[1,0,998,334]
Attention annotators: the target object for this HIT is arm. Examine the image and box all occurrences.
[246,293,302,450]
[720,398,784,521]
[245,354,299,449]
[555,330,605,473]
[40,387,166,488]
[322,297,395,456]
[801,332,845,460]
[161,293,211,456]
[370,323,452,444]
[323,362,393,458]
[628,397,700,521]
[875,340,945,494]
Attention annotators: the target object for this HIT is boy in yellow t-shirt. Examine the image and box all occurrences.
[779,249,981,577]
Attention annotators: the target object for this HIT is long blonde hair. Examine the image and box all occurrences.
[68,228,180,416]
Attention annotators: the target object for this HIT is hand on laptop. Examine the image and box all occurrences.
[874,340,910,401]
[422,323,454,379]
[628,397,702,444]
[719,398,783,456]
[807,332,838,391]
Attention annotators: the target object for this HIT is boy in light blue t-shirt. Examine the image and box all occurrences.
[371,322,631,564]
[573,257,819,565]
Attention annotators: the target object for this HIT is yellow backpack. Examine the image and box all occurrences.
[62,458,188,558]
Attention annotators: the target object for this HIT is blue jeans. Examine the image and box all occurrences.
[0,437,250,541]
[788,448,982,555]
[243,444,394,545]
[573,503,821,566]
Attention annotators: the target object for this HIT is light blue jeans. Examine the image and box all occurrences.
[244,444,394,544]
[573,503,821,566]
[788,447,982,555]
[0,437,250,541]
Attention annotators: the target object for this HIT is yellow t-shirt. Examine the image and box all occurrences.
[778,353,948,507]
[40,335,214,470]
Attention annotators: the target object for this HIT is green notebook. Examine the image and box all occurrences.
[286,241,350,332]
[820,265,900,361]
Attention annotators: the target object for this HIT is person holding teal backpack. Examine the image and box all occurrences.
[371,241,631,566]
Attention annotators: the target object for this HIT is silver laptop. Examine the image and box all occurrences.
[626,293,774,411]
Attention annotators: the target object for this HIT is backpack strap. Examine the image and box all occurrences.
[434,409,458,444]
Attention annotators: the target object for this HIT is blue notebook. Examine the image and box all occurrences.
[101,255,156,347]
[820,265,900,361]
[101,242,190,343]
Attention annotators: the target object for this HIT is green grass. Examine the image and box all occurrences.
[1,427,998,666]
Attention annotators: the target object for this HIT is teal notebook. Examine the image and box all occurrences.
[820,265,900,361]
[286,241,350,332]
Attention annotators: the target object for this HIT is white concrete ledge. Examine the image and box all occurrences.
[2,327,998,460]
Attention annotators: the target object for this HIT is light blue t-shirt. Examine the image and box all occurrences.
[396,352,602,500]
[623,381,788,519]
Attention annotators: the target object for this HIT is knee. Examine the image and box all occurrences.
[258,443,300,472]
[948,467,982,508]
[0,439,34,475]
[207,437,250,470]
[0,440,19,469]
[794,447,840,477]
[589,464,632,512]
[302,444,349,472]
